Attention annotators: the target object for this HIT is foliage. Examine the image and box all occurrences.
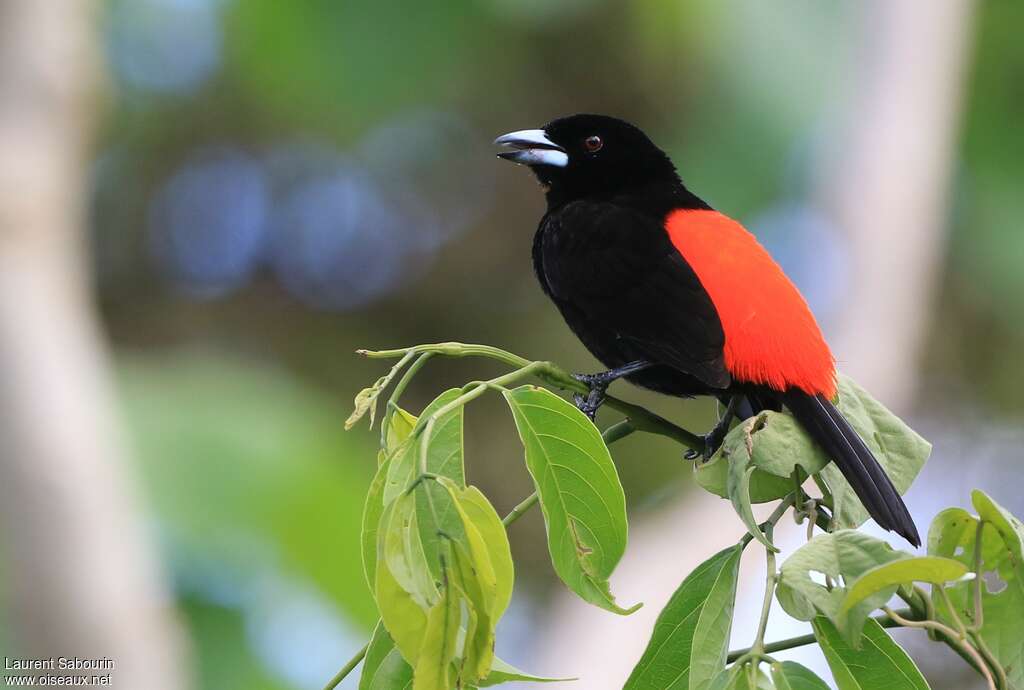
[333,342,1022,690]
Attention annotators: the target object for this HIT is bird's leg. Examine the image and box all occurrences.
[685,394,742,461]
[571,360,653,420]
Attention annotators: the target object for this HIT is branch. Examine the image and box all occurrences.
[360,342,705,451]
[727,609,914,662]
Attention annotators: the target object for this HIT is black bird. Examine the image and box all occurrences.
[494,114,920,546]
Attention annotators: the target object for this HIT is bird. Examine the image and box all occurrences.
[494,113,920,546]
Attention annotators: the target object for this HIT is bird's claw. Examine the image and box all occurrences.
[571,373,609,421]
[572,391,603,421]
[684,430,726,462]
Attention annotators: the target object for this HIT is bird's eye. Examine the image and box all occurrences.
[584,135,603,153]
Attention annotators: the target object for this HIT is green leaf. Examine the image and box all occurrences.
[776,531,908,644]
[387,407,419,450]
[707,666,774,690]
[384,388,465,505]
[624,544,743,690]
[928,494,1024,689]
[439,479,500,683]
[728,462,777,552]
[375,550,428,666]
[503,385,638,615]
[972,489,1024,565]
[696,411,827,503]
[414,579,461,690]
[813,375,930,529]
[839,557,968,616]
[363,453,395,593]
[769,662,830,690]
[381,493,439,610]
[812,617,929,690]
[361,623,414,690]
[456,485,514,619]
[478,657,571,686]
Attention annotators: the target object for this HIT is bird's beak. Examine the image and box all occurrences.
[494,129,568,167]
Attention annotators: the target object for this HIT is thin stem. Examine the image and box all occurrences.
[601,419,636,444]
[322,641,369,690]
[380,352,435,447]
[969,520,985,632]
[739,495,795,548]
[936,584,969,638]
[751,523,778,655]
[972,633,1008,690]
[502,493,538,527]
[884,607,997,690]
[360,343,704,451]
[727,610,913,662]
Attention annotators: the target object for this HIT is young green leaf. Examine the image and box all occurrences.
[728,463,777,552]
[376,551,428,666]
[839,557,968,616]
[812,617,929,690]
[382,493,440,610]
[414,580,461,690]
[814,375,930,530]
[503,385,638,615]
[624,544,743,690]
[384,388,465,505]
[438,479,500,683]
[928,494,1024,688]
[769,661,829,690]
[455,485,514,618]
[386,406,419,450]
[776,530,908,644]
[361,623,414,690]
[363,455,392,592]
[972,489,1024,564]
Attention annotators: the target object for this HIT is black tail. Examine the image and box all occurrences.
[784,390,920,546]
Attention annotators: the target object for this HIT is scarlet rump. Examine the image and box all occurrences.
[495,114,919,545]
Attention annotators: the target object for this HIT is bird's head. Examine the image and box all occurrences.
[494,114,681,208]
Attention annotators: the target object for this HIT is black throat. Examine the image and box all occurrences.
[542,176,712,220]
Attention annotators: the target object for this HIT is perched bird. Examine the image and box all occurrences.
[495,114,920,546]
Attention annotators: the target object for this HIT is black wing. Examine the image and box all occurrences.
[537,201,730,390]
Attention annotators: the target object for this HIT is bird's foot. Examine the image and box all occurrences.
[571,372,611,421]
[684,405,735,461]
[684,432,722,462]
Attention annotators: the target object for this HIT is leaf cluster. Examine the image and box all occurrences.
[332,342,1022,690]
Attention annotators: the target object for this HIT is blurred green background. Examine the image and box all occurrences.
[5,1,1023,688]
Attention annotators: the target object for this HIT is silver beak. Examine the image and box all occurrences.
[494,129,568,167]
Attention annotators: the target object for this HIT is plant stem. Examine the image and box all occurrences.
[727,610,913,662]
[884,607,997,690]
[969,519,985,632]
[972,633,1008,690]
[502,493,538,527]
[322,641,368,690]
[750,522,778,656]
[360,342,704,451]
[380,352,434,446]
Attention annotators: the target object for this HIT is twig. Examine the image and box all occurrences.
[884,607,996,690]
[322,642,369,690]
[360,343,704,451]
[727,609,913,662]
